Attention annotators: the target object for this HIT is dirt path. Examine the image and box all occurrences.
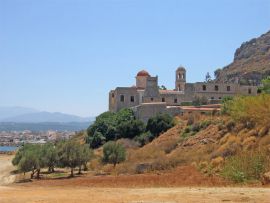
[0,155,16,185]
[0,186,270,203]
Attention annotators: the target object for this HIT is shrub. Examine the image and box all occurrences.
[225,120,235,131]
[228,94,270,127]
[117,119,145,139]
[103,141,126,167]
[146,113,174,137]
[87,109,146,147]
[134,131,154,146]
[88,131,106,148]
[221,151,269,183]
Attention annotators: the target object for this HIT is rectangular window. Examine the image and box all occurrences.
[112,93,115,98]
[162,98,165,102]
[150,98,154,102]
[211,97,214,100]
[202,85,206,91]
[248,88,252,94]
[215,85,219,91]
[227,86,231,91]
[120,95,125,102]
[174,98,178,103]
[130,96,134,102]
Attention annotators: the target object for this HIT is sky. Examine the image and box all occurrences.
[0,0,270,117]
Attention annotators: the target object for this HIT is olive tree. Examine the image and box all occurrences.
[102,141,126,167]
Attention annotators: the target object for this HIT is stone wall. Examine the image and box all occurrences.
[112,87,140,112]
[132,103,167,123]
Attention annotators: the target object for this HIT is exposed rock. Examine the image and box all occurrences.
[211,156,224,168]
[215,30,270,84]
[262,171,270,185]
[258,126,269,137]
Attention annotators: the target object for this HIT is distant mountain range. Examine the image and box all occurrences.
[0,107,95,123]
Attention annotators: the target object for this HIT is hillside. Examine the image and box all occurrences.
[215,30,270,84]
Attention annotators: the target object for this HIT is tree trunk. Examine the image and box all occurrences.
[78,165,82,175]
[36,169,40,179]
[70,168,74,177]
[83,163,88,171]
[31,170,35,179]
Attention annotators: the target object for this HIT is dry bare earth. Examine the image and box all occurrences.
[1,155,270,202]
[0,155,16,185]
[1,186,270,203]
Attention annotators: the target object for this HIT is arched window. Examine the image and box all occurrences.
[120,95,125,102]
[202,85,206,91]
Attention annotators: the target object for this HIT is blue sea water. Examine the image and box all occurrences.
[0,146,18,152]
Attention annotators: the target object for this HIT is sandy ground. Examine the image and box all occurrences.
[0,155,16,185]
[1,186,270,203]
[1,155,270,203]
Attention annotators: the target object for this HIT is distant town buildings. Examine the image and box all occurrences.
[0,130,75,146]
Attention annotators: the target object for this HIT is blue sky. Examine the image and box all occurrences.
[0,0,270,117]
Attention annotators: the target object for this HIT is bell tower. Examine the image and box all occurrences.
[175,66,186,91]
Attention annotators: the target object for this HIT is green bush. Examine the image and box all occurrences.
[87,109,146,148]
[102,141,126,167]
[135,131,154,146]
[146,113,174,137]
[221,151,269,183]
[88,131,106,148]
[117,119,145,139]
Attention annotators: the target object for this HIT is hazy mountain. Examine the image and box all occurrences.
[0,106,95,123]
[0,107,38,121]
[0,122,91,131]
[2,111,94,123]
[215,30,270,84]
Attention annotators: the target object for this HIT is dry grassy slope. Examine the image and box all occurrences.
[216,30,270,83]
[128,116,270,170]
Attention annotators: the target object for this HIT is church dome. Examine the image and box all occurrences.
[177,66,186,71]
[137,70,150,77]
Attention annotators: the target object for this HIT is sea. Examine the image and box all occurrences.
[0,146,18,152]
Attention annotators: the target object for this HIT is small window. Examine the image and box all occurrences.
[112,93,115,98]
[202,85,206,91]
[215,85,219,91]
[248,88,252,94]
[120,95,125,102]
[227,86,231,91]
[130,96,134,102]
[219,97,222,100]
[174,98,178,103]
[162,98,165,102]
[211,97,214,100]
[151,98,154,101]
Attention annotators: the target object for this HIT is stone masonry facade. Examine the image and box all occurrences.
[109,67,258,122]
